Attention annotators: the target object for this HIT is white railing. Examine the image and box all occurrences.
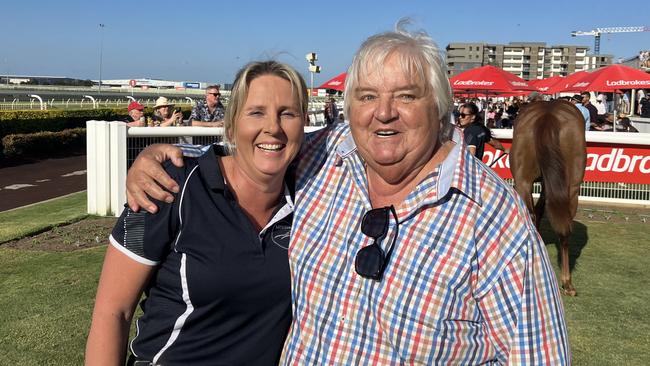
[87,122,650,216]
[0,98,196,110]
[87,121,327,216]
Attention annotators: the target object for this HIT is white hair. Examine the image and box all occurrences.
[344,19,454,142]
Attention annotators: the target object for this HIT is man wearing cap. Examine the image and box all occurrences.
[570,94,591,132]
[124,101,145,127]
[190,85,225,127]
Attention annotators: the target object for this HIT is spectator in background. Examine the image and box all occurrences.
[152,97,183,127]
[618,91,630,114]
[324,97,338,125]
[505,98,520,120]
[190,85,225,127]
[595,94,607,120]
[616,113,639,132]
[636,89,646,115]
[570,94,591,132]
[640,94,650,118]
[124,101,145,127]
[581,91,599,127]
[457,102,506,159]
[486,108,496,127]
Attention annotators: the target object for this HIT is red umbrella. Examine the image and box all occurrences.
[317,72,346,91]
[567,64,650,92]
[450,65,536,92]
[545,71,591,94]
[529,75,564,94]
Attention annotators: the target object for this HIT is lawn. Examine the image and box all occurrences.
[0,197,649,365]
[541,219,650,365]
[0,192,88,243]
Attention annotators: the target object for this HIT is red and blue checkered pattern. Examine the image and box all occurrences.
[280,124,570,365]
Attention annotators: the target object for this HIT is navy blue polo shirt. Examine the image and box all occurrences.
[109,145,292,365]
[463,122,492,160]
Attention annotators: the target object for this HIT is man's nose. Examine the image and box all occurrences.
[374,96,398,123]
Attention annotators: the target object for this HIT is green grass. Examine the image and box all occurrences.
[540,220,650,365]
[0,247,105,364]
[0,208,648,364]
[0,192,87,243]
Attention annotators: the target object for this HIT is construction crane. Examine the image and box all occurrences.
[571,26,649,54]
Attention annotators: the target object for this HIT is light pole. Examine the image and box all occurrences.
[98,23,105,96]
[305,52,321,115]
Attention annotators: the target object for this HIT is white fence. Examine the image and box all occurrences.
[87,121,650,216]
[0,97,197,110]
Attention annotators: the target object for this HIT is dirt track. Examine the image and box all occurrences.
[0,155,86,211]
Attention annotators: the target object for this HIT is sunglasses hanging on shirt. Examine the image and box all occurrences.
[354,205,399,281]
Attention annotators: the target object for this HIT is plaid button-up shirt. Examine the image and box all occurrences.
[280,124,569,365]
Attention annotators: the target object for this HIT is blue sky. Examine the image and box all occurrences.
[2,0,648,85]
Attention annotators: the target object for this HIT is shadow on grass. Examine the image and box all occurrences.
[539,219,589,274]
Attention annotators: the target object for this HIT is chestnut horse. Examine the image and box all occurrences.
[510,100,586,296]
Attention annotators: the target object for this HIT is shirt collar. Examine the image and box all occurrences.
[197,144,228,191]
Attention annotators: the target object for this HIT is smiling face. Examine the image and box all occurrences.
[157,105,170,117]
[349,52,440,184]
[232,74,304,183]
[129,108,144,121]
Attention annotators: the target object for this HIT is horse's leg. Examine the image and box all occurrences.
[515,181,536,223]
[534,182,546,229]
[559,233,576,296]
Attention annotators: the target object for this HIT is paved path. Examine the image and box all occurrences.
[0,155,86,211]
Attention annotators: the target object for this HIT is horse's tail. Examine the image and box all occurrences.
[534,113,572,236]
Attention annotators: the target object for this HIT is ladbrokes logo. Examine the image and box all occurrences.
[586,148,650,173]
[483,148,650,182]
[606,80,650,87]
[510,81,528,87]
[453,80,494,86]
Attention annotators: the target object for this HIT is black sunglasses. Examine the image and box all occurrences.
[355,205,399,281]
[208,93,221,97]
[459,112,473,118]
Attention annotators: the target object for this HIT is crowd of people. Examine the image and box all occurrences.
[123,85,226,127]
[453,89,645,133]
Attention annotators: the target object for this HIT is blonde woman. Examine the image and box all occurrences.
[86,61,307,365]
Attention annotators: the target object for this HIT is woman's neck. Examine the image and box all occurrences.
[220,156,285,231]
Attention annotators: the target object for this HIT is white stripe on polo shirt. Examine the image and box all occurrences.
[108,234,158,266]
[152,165,198,363]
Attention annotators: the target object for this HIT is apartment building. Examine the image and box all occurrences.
[446,42,612,79]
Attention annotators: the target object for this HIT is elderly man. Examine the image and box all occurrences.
[125,26,569,365]
[189,85,225,127]
[124,101,145,127]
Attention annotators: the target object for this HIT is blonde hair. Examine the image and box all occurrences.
[224,61,308,151]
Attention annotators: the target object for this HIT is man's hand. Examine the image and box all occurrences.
[126,144,184,213]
